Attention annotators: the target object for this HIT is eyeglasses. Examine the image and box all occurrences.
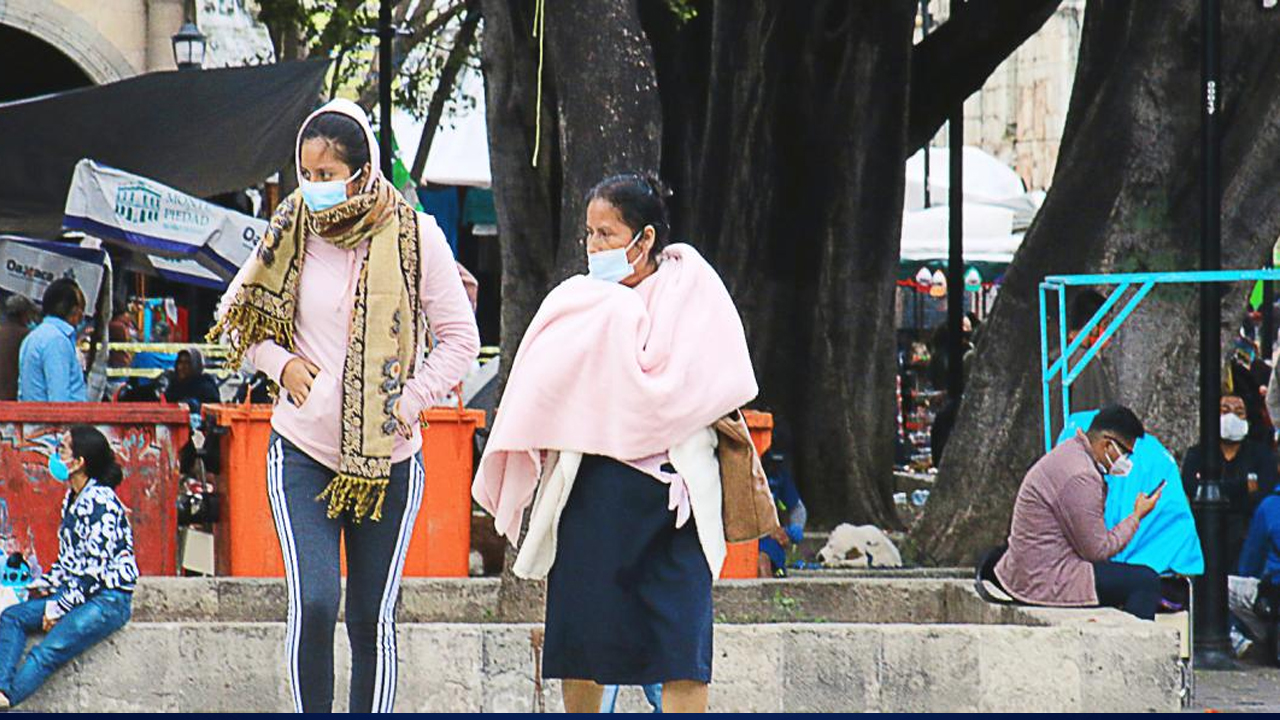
[1105,436,1135,457]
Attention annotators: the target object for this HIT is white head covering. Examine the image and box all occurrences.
[294,99,381,193]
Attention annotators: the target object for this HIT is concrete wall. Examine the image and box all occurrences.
[0,0,140,82]
[0,0,186,82]
[56,0,185,73]
[17,618,1180,713]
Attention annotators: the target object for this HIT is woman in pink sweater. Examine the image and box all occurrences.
[474,173,759,712]
[211,99,479,713]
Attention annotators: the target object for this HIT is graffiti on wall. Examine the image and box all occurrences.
[0,422,178,576]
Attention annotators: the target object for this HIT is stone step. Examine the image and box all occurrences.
[16,617,1180,713]
[127,575,998,625]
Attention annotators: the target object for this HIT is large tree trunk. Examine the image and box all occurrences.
[483,0,662,368]
[481,0,662,619]
[649,1,916,528]
[915,0,1280,564]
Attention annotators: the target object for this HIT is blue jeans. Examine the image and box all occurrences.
[0,590,132,705]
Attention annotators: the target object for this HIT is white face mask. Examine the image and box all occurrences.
[1220,412,1249,443]
[1099,439,1133,477]
[586,228,644,284]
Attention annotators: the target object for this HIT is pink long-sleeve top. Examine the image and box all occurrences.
[995,431,1140,607]
[219,212,481,470]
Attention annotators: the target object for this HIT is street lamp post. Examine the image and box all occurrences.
[171,21,206,71]
[379,0,394,180]
[1192,0,1234,670]
[945,1,965,406]
[947,116,964,403]
[920,0,933,209]
[1263,267,1274,365]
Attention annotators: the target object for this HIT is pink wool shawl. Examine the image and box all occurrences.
[473,243,758,541]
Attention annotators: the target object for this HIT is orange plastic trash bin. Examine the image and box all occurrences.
[205,403,280,577]
[205,403,484,577]
[404,407,485,576]
[719,410,773,580]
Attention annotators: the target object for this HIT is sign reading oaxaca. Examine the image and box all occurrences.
[62,159,264,280]
[0,235,105,306]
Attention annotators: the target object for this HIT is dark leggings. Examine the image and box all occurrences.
[266,433,424,713]
[1093,561,1161,620]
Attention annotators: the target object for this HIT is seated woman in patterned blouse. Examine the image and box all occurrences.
[0,425,138,709]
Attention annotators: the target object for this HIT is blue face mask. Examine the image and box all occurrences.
[48,453,71,482]
[300,168,361,212]
[587,229,644,284]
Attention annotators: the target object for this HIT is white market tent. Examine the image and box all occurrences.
[904,146,1027,211]
[900,146,1043,265]
[900,204,1022,264]
[391,68,491,188]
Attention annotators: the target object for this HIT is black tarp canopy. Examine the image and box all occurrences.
[0,59,329,237]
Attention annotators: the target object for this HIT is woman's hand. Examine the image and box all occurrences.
[41,603,58,632]
[281,357,321,406]
[392,398,417,440]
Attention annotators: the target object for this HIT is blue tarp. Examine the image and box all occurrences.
[1057,410,1204,576]
[417,188,459,257]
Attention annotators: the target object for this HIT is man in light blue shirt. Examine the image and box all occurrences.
[18,279,87,402]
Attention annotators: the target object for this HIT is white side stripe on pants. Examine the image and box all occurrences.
[265,438,305,713]
[371,453,425,713]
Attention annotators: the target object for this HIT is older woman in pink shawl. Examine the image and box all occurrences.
[473,172,758,713]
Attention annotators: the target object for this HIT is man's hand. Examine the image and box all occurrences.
[1134,485,1164,520]
[769,526,791,548]
[281,357,321,406]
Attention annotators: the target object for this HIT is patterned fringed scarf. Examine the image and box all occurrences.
[209,175,421,521]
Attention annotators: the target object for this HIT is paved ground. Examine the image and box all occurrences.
[1191,665,1280,713]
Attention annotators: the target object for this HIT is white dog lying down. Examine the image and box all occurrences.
[817,524,903,568]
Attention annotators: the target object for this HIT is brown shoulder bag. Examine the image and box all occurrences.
[714,410,781,543]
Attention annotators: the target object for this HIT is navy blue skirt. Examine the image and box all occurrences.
[542,455,713,685]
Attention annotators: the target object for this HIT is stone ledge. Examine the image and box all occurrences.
[130,576,1034,625]
[16,620,1180,712]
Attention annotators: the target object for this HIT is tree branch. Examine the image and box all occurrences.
[906,0,1063,154]
[355,0,471,109]
[411,0,482,181]
[311,0,367,58]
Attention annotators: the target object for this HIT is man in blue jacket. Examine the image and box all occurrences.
[17,279,86,403]
[1229,485,1280,658]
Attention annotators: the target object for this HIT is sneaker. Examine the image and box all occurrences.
[1231,626,1255,659]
